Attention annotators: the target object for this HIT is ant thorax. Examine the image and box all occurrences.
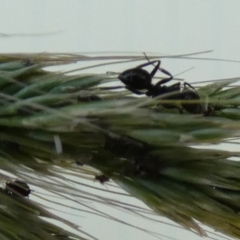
[147,82,181,99]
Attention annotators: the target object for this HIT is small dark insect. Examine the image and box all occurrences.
[94,175,110,184]
[5,180,31,197]
[104,134,148,158]
[119,61,202,114]
[75,160,84,166]
[22,58,34,66]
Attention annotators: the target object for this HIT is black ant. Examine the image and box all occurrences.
[94,175,110,184]
[119,60,174,97]
[5,180,31,197]
[119,60,202,114]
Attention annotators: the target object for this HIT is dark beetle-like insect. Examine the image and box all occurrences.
[119,61,202,114]
[94,175,110,184]
[5,180,31,197]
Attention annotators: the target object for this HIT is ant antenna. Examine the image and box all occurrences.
[143,52,151,62]
[173,67,195,78]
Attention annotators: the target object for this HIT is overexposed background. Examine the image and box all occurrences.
[1,1,240,240]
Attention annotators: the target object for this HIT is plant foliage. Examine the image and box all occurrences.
[0,53,240,239]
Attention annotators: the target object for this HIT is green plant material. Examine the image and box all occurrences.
[197,78,240,97]
[0,53,240,240]
[0,189,87,240]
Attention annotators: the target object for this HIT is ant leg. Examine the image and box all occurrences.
[143,53,173,85]
[137,58,173,86]
[183,82,199,95]
[150,61,161,78]
[154,68,173,86]
[136,60,161,81]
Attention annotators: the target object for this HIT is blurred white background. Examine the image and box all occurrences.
[1,1,239,240]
